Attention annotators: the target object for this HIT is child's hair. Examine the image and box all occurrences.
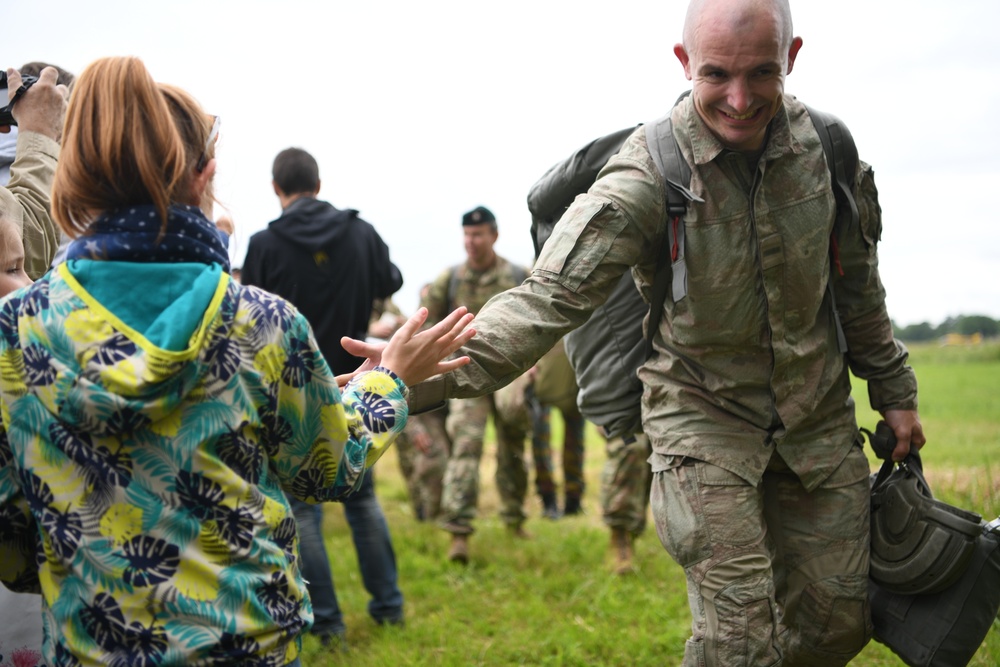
[51,56,189,237]
[158,82,217,213]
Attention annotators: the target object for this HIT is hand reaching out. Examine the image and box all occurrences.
[338,306,474,387]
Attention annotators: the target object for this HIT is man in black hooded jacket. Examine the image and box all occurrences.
[242,147,403,374]
[241,147,406,645]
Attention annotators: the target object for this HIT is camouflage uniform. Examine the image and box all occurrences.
[599,432,651,534]
[429,96,918,664]
[423,257,532,533]
[529,338,587,513]
[370,299,451,522]
[529,402,586,511]
[393,412,450,522]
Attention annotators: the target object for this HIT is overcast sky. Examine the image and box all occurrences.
[7,0,999,326]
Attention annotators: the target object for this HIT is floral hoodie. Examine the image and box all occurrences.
[0,259,407,666]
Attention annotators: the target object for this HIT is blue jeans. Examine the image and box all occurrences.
[291,470,404,637]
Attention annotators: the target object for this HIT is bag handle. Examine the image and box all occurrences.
[862,421,930,497]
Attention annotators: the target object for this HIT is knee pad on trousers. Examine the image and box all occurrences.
[785,573,872,666]
[710,575,781,667]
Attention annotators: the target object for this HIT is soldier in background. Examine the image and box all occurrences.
[421,206,531,563]
[527,339,588,519]
[369,294,451,522]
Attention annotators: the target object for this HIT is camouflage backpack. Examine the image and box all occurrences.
[526,92,858,359]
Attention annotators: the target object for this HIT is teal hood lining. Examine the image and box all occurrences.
[65,260,225,352]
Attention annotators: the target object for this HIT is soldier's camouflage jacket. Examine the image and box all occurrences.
[432,95,917,491]
[422,256,529,321]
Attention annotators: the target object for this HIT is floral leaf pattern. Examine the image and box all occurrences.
[215,426,263,484]
[360,390,397,434]
[0,271,408,664]
[93,333,137,367]
[120,535,180,587]
[22,344,56,386]
[80,592,128,651]
[175,469,225,521]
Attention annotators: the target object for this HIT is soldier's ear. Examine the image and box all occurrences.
[674,44,693,80]
[786,37,803,75]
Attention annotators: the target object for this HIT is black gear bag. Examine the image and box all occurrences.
[864,422,1000,666]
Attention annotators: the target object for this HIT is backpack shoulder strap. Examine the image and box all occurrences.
[804,104,860,235]
[804,104,859,355]
[642,93,704,359]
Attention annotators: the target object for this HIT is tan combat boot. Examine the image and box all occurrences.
[610,527,634,575]
[448,534,469,564]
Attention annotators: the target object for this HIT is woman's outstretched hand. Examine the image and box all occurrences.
[337,307,475,387]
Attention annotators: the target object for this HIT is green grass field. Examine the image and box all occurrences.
[300,341,1000,666]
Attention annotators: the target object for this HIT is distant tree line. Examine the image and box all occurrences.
[892,315,999,342]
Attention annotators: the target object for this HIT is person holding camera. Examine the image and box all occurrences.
[0,65,69,279]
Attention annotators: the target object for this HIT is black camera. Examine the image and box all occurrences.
[0,70,39,126]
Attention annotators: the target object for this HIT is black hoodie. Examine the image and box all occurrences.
[242,197,403,374]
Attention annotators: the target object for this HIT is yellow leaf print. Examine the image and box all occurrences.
[39,539,65,601]
[320,403,350,443]
[101,358,143,396]
[0,348,26,396]
[33,450,86,503]
[64,309,114,348]
[149,407,182,438]
[356,370,400,397]
[174,557,220,602]
[260,493,287,527]
[99,503,144,546]
[199,525,232,563]
[254,344,287,384]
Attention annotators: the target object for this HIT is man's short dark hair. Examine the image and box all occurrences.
[272,147,320,195]
[19,61,75,87]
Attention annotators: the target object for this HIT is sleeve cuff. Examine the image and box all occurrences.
[16,130,60,160]
[406,376,448,415]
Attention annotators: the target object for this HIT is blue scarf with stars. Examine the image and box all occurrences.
[65,203,231,271]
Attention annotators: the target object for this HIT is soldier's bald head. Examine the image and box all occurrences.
[683,0,794,55]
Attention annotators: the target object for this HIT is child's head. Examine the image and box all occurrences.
[0,216,32,296]
[158,82,218,216]
[51,56,217,237]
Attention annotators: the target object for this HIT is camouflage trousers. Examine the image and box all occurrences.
[440,393,530,533]
[531,403,586,503]
[600,432,652,535]
[394,411,450,521]
[650,445,871,667]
